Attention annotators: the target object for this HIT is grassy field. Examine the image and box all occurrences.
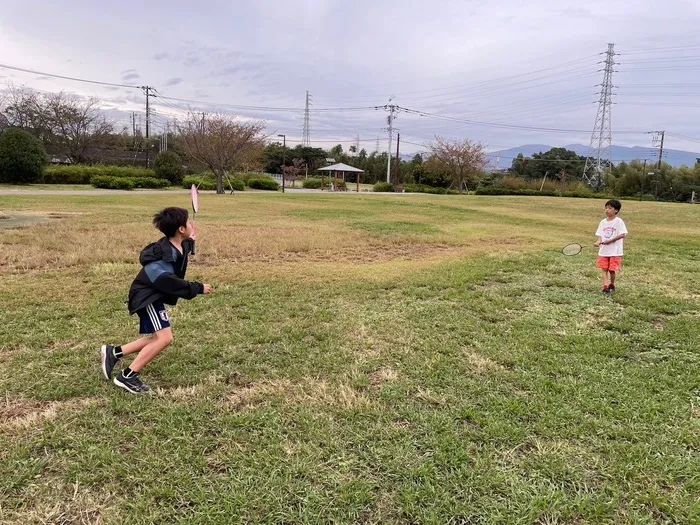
[1,192,699,524]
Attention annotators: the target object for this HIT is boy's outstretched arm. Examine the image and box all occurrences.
[144,262,211,299]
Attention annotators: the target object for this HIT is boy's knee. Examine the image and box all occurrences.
[156,330,174,347]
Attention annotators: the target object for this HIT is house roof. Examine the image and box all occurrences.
[318,162,364,173]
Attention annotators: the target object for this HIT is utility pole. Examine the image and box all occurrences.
[583,43,617,189]
[657,130,665,169]
[131,112,136,136]
[394,133,400,188]
[385,102,397,183]
[641,159,647,201]
[277,134,286,193]
[375,138,380,153]
[142,86,156,168]
[143,86,155,138]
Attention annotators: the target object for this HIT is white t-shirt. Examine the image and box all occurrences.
[596,217,628,256]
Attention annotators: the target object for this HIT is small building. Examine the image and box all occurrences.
[318,162,364,192]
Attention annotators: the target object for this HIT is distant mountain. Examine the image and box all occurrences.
[489,143,700,169]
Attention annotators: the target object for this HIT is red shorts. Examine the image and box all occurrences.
[596,256,622,272]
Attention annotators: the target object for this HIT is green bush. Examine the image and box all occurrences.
[44,165,156,184]
[403,183,449,194]
[153,151,184,184]
[183,173,245,191]
[474,186,611,199]
[0,128,47,184]
[229,178,245,191]
[44,166,92,184]
[183,174,216,191]
[247,176,280,191]
[302,177,323,189]
[235,173,259,184]
[329,179,347,190]
[373,182,394,192]
[131,177,170,189]
[91,175,134,190]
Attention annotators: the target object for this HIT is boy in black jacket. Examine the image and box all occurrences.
[101,207,213,394]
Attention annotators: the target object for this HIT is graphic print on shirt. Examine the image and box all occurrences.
[601,225,617,241]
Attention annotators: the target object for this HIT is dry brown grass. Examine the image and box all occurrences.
[225,378,374,411]
[0,193,574,275]
[0,396,102,435]
[462,350,505,373]
[1,482,116,525]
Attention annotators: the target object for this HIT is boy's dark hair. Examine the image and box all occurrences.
[605,199,622,213]
[153,207,189,237]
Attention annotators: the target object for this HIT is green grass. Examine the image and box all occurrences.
[1,194,699,524]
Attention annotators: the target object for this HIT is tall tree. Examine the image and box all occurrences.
[43,92,114,163]
[510,147,587,181]
[1,87,114,163]
[429,136,487,192]
[179,112,265,194]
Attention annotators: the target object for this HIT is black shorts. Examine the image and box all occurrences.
[136,302,171,334]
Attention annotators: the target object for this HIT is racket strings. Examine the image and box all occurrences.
[562,243,583,256]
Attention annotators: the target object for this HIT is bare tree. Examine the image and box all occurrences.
[429,136,487,192]
[283,158,306,187]
[43,93,114,163]
[0,86,114,163]
[178,112,266,194]
[1,85,44,136]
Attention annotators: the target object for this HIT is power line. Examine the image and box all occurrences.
[395,104,647,134]
[154,93,382,113]
[0,63,142,90]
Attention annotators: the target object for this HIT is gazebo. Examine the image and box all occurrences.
[317,163,364,192]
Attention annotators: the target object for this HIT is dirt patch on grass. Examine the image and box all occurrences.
[225,378,373,411]
[463,350,506,373]
[0,396,102,434]
[0,211,80,230]
[4,482,116,525]
[370,367,398,385]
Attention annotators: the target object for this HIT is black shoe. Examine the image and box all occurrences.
[603,288,612,297]
[113,371,151,394]
[608,284,615,293]
[101,345,120,380]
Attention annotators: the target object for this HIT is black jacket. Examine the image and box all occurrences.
[128,236,203,314]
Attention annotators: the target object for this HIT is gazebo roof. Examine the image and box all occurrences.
[318,163,364,173]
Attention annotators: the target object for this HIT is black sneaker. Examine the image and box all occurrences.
[603,288,612,297]
[101,345,120,380]
[113,371,151,394]
[608,284,615,293]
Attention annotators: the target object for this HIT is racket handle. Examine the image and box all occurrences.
[190,240,196,256]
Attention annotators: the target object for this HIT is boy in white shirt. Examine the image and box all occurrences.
[594,199,628,296]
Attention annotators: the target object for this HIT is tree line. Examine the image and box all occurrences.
[3,86,697,200]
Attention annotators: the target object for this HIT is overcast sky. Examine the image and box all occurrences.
[1,0,700,161]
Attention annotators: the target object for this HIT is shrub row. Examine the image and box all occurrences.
[302,177,323,189]
[182,174,246,192]
[247,176,279,191]
[474,187,610,199]
[373,182,394,192]
[45,165,159,184]
[91,175,170,190]
[403,184,460,195]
